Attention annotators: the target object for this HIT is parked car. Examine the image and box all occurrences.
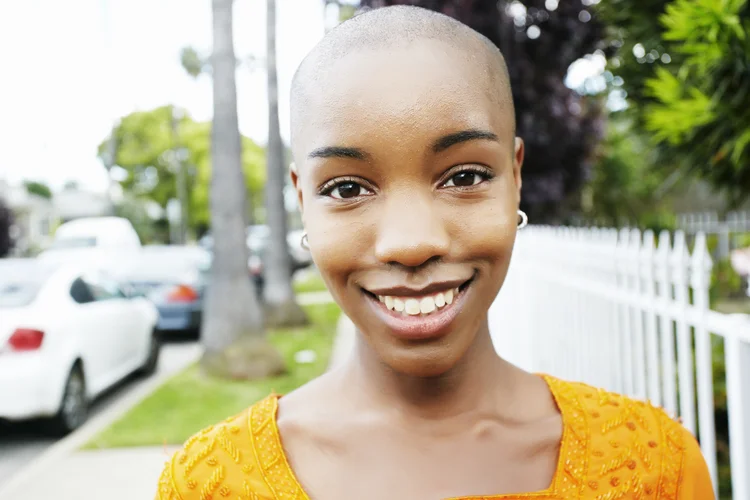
[0,258,159,434]
[45,216,141,252]
[199,225,312,274]
[286,228,313,270]
[247,225,312,272]
[117,245,211,336]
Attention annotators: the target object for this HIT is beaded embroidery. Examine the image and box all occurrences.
[156,376,695,500]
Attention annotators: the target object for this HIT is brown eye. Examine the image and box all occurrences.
[328,181,373,199]
[452,172,479,187]
[442,170,490,188]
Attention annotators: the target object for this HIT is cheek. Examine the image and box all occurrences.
[304,205,374,283]
[447,197,517,261]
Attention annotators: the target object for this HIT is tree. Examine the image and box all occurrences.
[0,197,13,258]
[201,0,285,379]
[97,106,266,235]
[642,0,750,207]
[179,48,262,227]
[581,116,675,231]
[23,181,52,199]
[113,196,166,244]
[597,0,750,208]
[263,0,308,327]
[595,0,674,106]
[359,0,607,223]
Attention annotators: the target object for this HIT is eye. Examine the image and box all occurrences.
[441,168,493,189]
[321,180,374,200]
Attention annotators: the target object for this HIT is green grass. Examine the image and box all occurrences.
[293,271,328,294]
[84,302,341,449]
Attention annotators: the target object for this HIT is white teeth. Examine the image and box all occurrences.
[435,293,445,308]
[377,287,460,316]
[420,296,436,314]
[385,296,394,310]
[405,298,421,315]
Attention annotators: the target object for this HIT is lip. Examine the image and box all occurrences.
[364,278,471,297]
[363,281,472,341]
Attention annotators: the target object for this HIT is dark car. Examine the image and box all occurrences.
[118,246,210,336]
[199,225,312,289]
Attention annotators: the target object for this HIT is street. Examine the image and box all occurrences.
[0,340,200,488]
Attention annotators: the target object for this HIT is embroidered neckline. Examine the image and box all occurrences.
[249,374,589,500]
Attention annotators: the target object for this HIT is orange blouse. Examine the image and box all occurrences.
[155,375,714,499]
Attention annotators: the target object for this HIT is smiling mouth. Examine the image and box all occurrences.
[361,278,474,340]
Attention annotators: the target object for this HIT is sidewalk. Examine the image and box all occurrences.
[0,311,354,500]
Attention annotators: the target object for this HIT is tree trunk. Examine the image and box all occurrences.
[263,0,308,327]
[201,0,285,379]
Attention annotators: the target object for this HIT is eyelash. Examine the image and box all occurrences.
[318,176,373,199]
[317,166,495,200]
[440,165,495,189]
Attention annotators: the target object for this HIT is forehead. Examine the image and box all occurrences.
[296,40,512,158]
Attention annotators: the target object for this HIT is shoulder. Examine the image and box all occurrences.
[155,395,281,500]
[545,377,714,499]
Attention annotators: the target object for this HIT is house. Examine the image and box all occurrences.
[0,180,115,256]
[53,184,114,223]
[0,179,56,255]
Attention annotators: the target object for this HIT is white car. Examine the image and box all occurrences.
[45,216,142,252]
[0,258,160,434]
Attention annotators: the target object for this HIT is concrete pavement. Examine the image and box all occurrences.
[1,447,181,499]
[0,298,350,500]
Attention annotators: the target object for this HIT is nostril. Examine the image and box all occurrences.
[386,255,443,271]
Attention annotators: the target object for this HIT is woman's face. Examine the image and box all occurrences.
[292,40,523,377]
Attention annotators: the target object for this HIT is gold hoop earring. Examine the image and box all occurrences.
[517,210,528,229]
[300,232,310,251]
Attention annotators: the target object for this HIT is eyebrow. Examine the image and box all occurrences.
[306,129,499,160]
[432,129,499,153]
[308,146,370,161]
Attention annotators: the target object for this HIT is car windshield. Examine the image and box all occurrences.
[48,236,98,250]
[0,260,58,308]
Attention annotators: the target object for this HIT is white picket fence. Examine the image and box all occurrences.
[678,210,750,260]
[489,226,750,499]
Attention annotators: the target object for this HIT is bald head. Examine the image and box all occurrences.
[290,6,514,152]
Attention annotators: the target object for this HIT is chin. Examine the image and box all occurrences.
[377,340,472,378]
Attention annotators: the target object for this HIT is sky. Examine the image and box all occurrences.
[0,0,601,194]
[0,0,327,192]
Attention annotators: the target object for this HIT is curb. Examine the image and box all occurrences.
[0,344,202,500]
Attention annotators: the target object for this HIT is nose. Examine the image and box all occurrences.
[374,190,450,268]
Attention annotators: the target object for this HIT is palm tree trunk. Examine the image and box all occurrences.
[201,0,285,379]
[263,0,308,327]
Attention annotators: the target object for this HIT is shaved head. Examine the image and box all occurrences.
[290,5,515,158]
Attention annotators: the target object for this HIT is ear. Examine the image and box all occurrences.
[289,162,304,217]
[513,137,524,202]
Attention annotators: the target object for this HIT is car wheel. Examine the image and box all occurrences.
[137,330,161,376]
[51,365,88,435]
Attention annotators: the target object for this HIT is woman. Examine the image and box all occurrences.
[157,6,714,499]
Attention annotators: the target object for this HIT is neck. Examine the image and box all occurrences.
[343,318,516,420]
